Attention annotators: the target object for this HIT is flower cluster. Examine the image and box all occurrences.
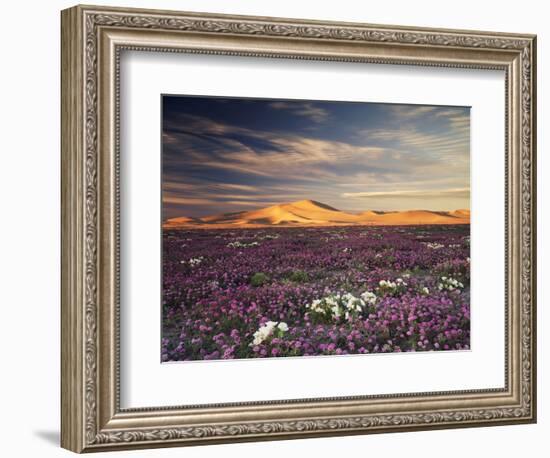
[360,290,377,305]
[425,242,445,250]
[257,233,280,240]
[306,292,370,323]
[378,278,408,296]
[227,241,260,248]
[438,276,464,292]
[182,256,204,267]
[251,321,288,345]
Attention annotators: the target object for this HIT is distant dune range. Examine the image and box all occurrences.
[163,200,470,229]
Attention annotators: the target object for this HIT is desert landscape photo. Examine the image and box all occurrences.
[161,95,471,362]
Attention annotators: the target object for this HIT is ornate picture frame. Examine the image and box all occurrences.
[61,4,536,453]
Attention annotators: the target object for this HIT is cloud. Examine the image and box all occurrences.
[362,115,470,163]
[213,183,259,192]
[268,101,329,122]
[163,113,389,180]
[389,105,438,118]
[390,105,470,125]
[222,200,279,207]
[367,128,468,152]
[366,106,470,159]
[342,188,470,199]
[163,196,217,206]
[163,179,307,210]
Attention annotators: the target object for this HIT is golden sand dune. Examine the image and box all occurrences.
[164,216,203,225]
[163,199,470,229]
[450,209,471,218]
[361,209,471,225]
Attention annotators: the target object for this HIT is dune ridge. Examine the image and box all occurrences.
[163,199,470,229]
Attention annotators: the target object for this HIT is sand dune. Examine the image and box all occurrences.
[163,199,470,229]
[164,216,203,225]
[450,209,471,218]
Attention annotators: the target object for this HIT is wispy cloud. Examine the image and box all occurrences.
[213,183,259,192]
[342,188,470,199]
[164,113,389,180]
[365,127,469,156]
[389,105,438,118]
[163,196,218,206]
[359,107,470,170]
[268,101,329,122]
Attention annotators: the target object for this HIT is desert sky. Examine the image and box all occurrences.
[162,95,470,219]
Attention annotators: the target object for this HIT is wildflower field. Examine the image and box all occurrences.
[161,225,470,361]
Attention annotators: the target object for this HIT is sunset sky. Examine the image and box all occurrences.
[162,95,470,219]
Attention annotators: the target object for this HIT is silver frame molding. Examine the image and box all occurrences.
[61,4,537,453]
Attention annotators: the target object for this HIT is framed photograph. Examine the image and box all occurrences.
[61,4,537,453]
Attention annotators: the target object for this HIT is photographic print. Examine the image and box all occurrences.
[161,95,471,362]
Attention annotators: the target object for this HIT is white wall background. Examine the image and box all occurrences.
[0,0,546,456]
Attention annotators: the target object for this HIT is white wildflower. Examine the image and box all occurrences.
[227,241,260,248]
[378,278,408,295]
[342,293,365,312]
[438,276,464,292]
[379,279,397,289]
[251,320,289,346]
[185,256,204,267]
[277,322,288,332]
[307,299,323,313]
[360,291,377,305]
[306,292,366,322]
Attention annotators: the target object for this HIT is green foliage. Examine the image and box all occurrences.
[434,259,470,284]
[288,270,309,283]
[250,272,269,287]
